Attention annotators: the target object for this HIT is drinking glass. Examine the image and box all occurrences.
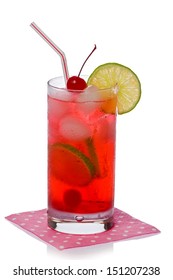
[47,76,117,234]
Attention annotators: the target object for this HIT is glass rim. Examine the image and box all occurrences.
[47,76,117,102]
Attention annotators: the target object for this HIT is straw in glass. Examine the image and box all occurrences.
[30,22,69,82]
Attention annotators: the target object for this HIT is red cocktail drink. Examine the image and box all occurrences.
[30,22,141,235]
[48,77,117,233]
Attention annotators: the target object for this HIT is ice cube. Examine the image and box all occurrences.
[76,86,102,115]
[96,115,116,141]
[48,88,73,101]
[48,97,69,122]
[59,116,92,141]
[77,85,102,102]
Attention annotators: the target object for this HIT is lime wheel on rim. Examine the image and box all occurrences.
[87,63,141,114]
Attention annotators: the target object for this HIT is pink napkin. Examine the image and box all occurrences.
[5,208,160,250]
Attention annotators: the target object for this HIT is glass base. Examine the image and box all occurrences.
[48,209,114,234]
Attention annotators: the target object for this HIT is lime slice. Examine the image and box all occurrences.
[87,63,141,114]
[49,143,96,186]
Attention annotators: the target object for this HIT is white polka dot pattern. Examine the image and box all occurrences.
[5,209,160,250]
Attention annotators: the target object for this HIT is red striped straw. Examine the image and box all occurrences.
[30,22,69,82]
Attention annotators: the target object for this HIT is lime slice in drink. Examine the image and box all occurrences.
[87,63,141,114]
[49,143,96,186]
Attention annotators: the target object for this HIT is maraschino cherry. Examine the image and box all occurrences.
[67,45,96,90]
[67,76,87,90]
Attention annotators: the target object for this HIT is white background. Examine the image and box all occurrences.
[0,0,173,278]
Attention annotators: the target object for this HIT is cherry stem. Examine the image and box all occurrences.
[78,44,97,77]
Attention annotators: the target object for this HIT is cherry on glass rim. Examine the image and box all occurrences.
[67,76,87,90]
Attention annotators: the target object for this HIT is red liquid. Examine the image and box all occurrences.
[48,94,116,215]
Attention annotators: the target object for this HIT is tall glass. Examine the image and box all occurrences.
[47,77,117,234]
